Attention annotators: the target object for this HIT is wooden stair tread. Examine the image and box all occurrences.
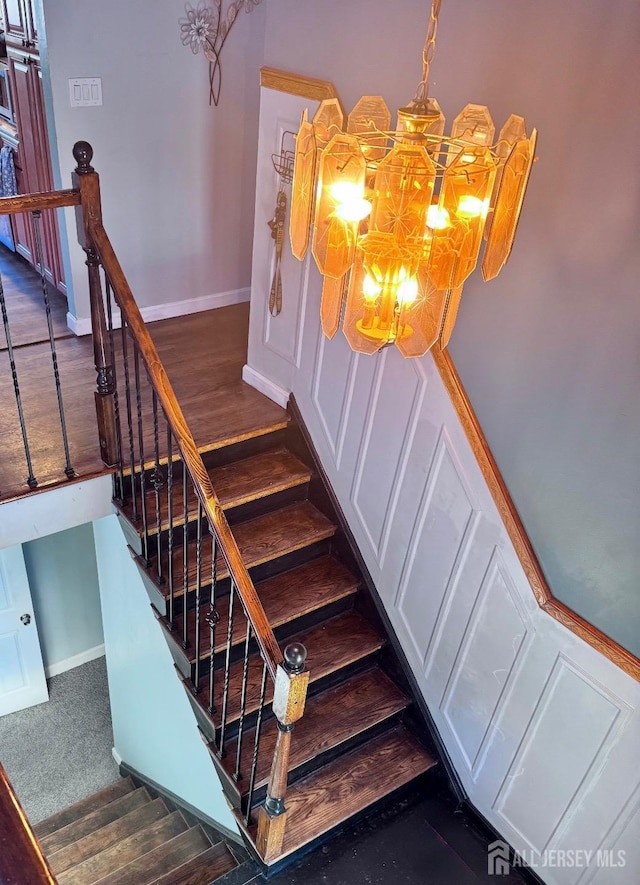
[255,728,436,863]
[91,827,212,885]
[224,668,410,794]
[121,448,312,535]
[121,380,290,474]
[154,502,336,596]
[57,811,189,885]
[170,555,359,664]
[34,779,135,840]
[152,842,238,885]
[196,610,385,726]
[40,789,151,855]
[47,798,169,875]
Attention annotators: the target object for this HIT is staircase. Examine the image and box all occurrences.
[5,142,439,876]
[34,778,242,885]
[116,406,438,871]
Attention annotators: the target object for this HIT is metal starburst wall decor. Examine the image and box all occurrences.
[180,1,262,106]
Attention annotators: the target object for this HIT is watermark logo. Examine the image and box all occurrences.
[487,840,627,876]
[488,840,510,876]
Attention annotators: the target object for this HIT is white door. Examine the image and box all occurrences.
[0,545,48,716]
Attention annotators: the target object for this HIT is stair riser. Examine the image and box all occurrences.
[119,481,311,558]
[181,646,386,751]
[201,429,290,472]
[245,709,409,809]
[133,536,333,615]
[170,593,358,683]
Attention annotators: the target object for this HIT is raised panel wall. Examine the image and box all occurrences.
[247,82,640,885]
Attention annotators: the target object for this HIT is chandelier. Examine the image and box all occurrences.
[288,0,537,358]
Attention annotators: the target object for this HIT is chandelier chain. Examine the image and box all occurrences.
[415,0,442,101]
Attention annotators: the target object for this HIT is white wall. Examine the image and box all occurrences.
[93,514,238,835]
[22,522,104,676]
[40,0,266,323]
[259,0,640,665]
[246,84,640,885]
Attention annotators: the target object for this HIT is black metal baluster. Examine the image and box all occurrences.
[245,662,269,825]
[217,578,235,757]
[104,276,124,503]
[193,500,203,693]
[133,346,150,565]
[207,529,219,715]
[233,615,252,782]
[120,323,137,520]
[31,210,74,478]
[166,423,175,629]
[0,274,37,488]
[182,461,189,650]
[151,390,164,583]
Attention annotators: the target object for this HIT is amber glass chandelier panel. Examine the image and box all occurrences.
[320,273,346,339]
[347,96,391,162]
[439,283,464,348]
[395,268,448,358]
[451,103,495,149]
[483,114,527,242]
[343,249,389,355]
[311,133,368,279]
[312,99,345,151]
[427,147,496,291]
[483,130,537,281]
[369,144,436,242]
[290,111,317,261]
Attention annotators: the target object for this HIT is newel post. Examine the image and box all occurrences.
[256,642,309,862]
[72,141,118,467]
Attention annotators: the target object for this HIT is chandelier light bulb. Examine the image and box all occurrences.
[426,204,451,230]
[457,195,490,218]
[397,276,419,306]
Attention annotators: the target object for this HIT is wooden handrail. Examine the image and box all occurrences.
[72,151,282,682]
[0,188,80,214]
[0,763,57,885]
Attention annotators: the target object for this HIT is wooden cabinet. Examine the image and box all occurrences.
[0,0,37,51]
[1,0,64,292]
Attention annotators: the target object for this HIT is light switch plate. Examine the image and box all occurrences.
[69,77,102,108]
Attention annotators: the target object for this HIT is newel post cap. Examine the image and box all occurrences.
[283,642,307,674]
[73,141,95,174]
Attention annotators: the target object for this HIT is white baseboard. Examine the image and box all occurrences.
[112,747,123,767]
[45,643,105,678]
[67,287,250,337]
[242,364,290,408]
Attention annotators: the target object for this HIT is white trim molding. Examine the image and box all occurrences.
[45,643,105,678]
[242,364,290,408]
[67,287,251,337]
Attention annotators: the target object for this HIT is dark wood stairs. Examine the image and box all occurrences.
[116,404,437,872]
[34,778,241,885]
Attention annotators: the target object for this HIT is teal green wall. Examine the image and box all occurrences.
[92,515,238,834]
[22,523,103,671]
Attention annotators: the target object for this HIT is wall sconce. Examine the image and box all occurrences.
[289,0,537,358]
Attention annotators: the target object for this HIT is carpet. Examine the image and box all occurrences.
[0,656,120,823]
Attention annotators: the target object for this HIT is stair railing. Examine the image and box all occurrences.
[72,142,307,860]
[0,762,57,884]
[0,190,81,495]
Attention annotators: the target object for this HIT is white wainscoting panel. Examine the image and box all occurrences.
[246,87,322,398]
[246,84,640,885]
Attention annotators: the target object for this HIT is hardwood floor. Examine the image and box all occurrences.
[0,245,70,350]
[0,288,286,503]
